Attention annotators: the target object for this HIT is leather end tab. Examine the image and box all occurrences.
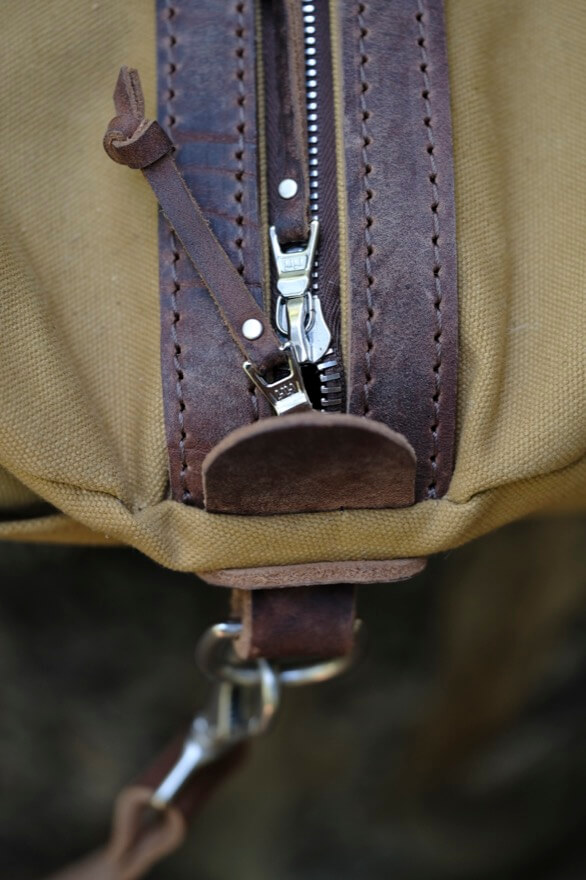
[113,65,145,117]
[202,412,417,515]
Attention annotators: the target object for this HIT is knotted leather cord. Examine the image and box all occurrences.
[104,67,285,374]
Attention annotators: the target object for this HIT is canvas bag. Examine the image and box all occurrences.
[2,1,586,876]
[0,0,584,573]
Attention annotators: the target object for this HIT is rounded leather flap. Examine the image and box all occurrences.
[202,412,416,515]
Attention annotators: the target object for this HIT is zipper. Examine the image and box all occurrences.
[261,0,345,415]
[301,0,344,412]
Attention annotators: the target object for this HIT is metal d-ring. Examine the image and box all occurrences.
[195,620,363,689]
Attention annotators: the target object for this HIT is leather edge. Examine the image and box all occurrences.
[197,557,427,588]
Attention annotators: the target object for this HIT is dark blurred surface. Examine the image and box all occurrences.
[0,515,585,879]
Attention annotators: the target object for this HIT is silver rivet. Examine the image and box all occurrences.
[242,318,264,340]
[278,178,298,200]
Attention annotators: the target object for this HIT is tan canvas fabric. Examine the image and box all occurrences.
[0,0,584,573]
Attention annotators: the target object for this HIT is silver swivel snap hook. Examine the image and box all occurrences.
[150,619,363,810]
[150,622,280,810]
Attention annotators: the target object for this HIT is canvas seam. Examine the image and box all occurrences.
[164,3,191,503]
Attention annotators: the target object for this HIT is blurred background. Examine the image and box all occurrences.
[1,514,585,879]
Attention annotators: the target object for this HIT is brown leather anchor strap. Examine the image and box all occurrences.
[232,585,356,660]
[104,67,283,375]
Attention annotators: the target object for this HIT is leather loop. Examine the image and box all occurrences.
[107,787,186,880]
[232,585,356,660]
[45,790,186,880]
[104,118,173,169]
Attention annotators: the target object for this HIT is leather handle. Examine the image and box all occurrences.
[104,67,284,374]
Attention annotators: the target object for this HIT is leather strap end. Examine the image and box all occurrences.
[103,66,173,168]
[113,65,145,117]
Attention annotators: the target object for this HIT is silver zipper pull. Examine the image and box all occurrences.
[270,220,331,364]
[243,343,313,415]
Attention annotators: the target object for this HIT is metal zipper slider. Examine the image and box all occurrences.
[270,220,331,364]
[243,342,313,415]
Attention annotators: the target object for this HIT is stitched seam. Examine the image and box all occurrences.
[165,3,191,503]
[416,1,443,499]
[357,4,374,416]
[234,2,246,275]
[235,2,259,420]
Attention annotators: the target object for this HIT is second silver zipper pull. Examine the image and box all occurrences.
[270,219,331,364]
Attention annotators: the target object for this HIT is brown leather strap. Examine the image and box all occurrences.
[340,0,458,500]
[262,0,310,244]
[104,67,283,374]
[157,0,269,506]
[145,155,282,371]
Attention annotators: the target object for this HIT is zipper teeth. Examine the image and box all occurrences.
[302,1,319,295]
[302,0,344,414]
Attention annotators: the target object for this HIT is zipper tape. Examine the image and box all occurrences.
[262,0,345,411]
